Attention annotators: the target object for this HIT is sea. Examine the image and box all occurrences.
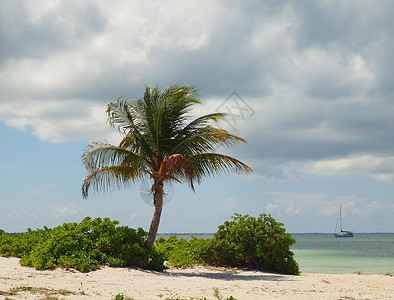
[158,233,394,275]
[291,233,394,275]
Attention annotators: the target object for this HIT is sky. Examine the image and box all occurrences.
[1,0,393,234]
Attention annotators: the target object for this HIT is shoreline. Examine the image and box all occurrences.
[1,257,393,299]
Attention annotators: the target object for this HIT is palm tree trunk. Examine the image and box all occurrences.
[145,181,164,248]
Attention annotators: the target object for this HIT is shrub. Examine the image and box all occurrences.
[156,213,299,275]
[203,213,299,275]
[0,217,166,272]
[0,227,49,258]
[155,235,210,267]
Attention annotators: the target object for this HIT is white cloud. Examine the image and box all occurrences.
[26,184,59,198]
[50,203,85,219]
[266,203,278,212]
[303,155,394,181]
[269,192,327,205]
[267,191,385,219]
[222,197,237,210]
[320,195,365,217]
[0,100,115,143]
[267,192,326,216]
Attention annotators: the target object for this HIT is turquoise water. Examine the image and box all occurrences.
[160,233,394,275]
[291,233,394,275]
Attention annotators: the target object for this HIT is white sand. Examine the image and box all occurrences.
[0,257,393,299]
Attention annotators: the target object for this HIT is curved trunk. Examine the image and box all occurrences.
[145,181,164,248]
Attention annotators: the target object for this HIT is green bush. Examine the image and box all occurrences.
[0,217,166,272]
[155,235,210,267]
[0,227,49,258]
[156,213,300,275]
[1,214,299,275]
[203,213,299,275]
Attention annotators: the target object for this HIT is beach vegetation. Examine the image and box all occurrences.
[156,213,300,275]
[81,84,251,266]
[205,213,299,275]
[0,285,74,299]
[155,235,210,267]
[1,214,298,275]
[212,287,237,300]
[0,217,166,272]
[114,294,136,300]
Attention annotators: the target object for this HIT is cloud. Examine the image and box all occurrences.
[268,192,326,216]
[26,184,59,198]
[0,0,393,182]
[320,195,366,217]
[222,197,238,210]
[303,155,394,181]
[0,1,106,61]
[50,203,85,219]
[267,191,387,219]
[0,100,114,143]
[266,203,278,212]
[0,1,219,101]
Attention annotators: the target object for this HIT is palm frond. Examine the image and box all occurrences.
[107,98,156,159]
[82,165,147,198]
[81,141,153,173]
[107,98,136,133]
[181,113,226,131]
[153,85,201,153]
[170,127,247,157]
[159,154,195,190]
[189,153,252,183]
[170,112,226,145]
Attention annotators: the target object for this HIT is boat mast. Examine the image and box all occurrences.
[339,205,343,232]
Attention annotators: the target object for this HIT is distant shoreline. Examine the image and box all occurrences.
[5,231,394,235]
[157,232,394,236]
[158,232,394,235]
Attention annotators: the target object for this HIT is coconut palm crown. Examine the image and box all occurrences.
[82,84,252,249]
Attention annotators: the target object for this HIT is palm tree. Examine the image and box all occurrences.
[82,84,252,251]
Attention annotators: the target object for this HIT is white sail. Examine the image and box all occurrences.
[334,205,354,238]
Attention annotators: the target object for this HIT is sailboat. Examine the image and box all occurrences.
[334,205,354,238]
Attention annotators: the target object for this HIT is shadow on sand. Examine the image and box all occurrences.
[138,267,294,282]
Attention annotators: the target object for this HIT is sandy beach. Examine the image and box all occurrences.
[0,257,392,300]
